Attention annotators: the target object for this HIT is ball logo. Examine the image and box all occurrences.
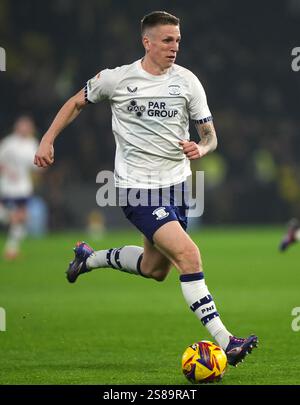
[152,207,169,220]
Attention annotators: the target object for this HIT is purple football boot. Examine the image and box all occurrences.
[66,241,94,283]
[225,335,258,366]
[279,218,300,252]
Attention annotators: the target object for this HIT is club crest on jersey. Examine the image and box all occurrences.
[127,86,138,93]
[152,207,169,220]
[127,100,146,117]
[168,85,181,95]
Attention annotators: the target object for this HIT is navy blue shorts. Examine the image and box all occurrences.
[1,197,30,209]
[120,182,189,243]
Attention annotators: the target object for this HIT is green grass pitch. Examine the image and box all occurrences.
[0,227,300,385]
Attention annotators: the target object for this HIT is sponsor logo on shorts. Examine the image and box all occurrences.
[152,207,169,220]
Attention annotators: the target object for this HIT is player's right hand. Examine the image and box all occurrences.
[34,139,55,168]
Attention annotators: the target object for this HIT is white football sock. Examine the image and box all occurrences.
[180,272,232,350]
[86,245,144,276]
[4,223,27,254]
[295,229,300,241]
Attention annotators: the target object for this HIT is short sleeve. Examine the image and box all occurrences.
[85,68,118,103]
[188,73,212,122]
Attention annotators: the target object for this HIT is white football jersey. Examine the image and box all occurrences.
[0,134,38,198]
[86,59,212,188]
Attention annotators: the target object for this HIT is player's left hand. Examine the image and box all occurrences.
[179,140,206,160]
[34,140,55,168]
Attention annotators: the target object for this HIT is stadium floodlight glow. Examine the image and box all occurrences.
[0,47,6,71]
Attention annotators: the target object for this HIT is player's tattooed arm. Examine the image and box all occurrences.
[195,121,218,154]
[179,120,218,160]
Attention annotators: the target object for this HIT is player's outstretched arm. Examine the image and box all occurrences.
[34,88,87,168]
[179,121,217,160]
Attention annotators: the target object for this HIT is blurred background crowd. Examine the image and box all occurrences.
[1,0,300,232]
